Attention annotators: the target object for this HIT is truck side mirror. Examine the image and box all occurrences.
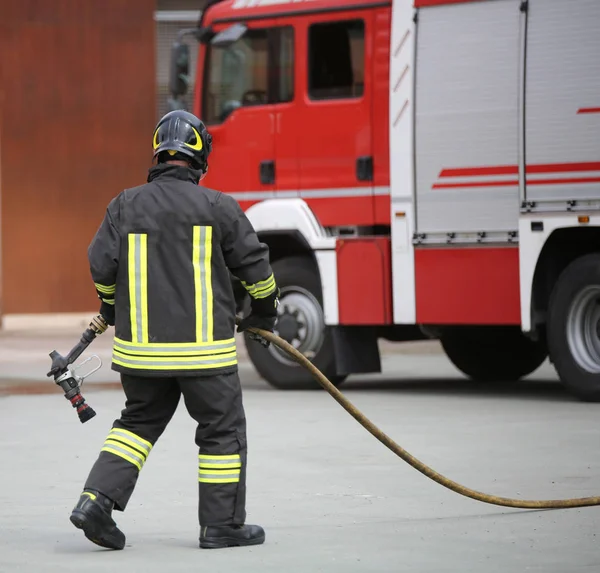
[169,41,190,98]
[211,23,248,48]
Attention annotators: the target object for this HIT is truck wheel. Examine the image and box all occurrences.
[244,256,347,390]
[440,326,547,382]
[547,254,600,402]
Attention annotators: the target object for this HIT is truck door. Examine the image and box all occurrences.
[200,19,291,206]
[292,11,374,227]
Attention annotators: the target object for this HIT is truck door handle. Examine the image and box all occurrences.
[260,160,275,185]
[356,156,373,182]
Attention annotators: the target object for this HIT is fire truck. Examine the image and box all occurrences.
[168,0,600,400]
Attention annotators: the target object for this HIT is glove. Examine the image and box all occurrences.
[236,314,277,348]
[237,313,276,333]
[99,301,115,326]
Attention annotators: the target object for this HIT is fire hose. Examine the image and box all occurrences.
[50,314,600,511]
[247,322,600,511]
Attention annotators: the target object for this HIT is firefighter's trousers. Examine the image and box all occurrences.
[84,372,247,526]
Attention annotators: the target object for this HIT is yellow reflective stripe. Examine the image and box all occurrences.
[81,491,97,501]
[95,283,116,295]
[193,226,202,341]
[113,345,236,357]
[199,453,242,470]
[193,226,203,342]
[112,357,238,371]
[199,470,241,480]
[114,336,235,349]
[104,439,147,462]
[252,284,277,299]
[193,226,214,343]
[101,446,143,471]
[101,298,115,305]
[198,454,241,461]
[242,274,277,299]
[114,349,236,363]
[108,431,152,456]
[199,462,242,469]
[139,234,148,344]
[242,274,274,291]
[205,226,213,342]
[128,234,138,343]
[128,234,148,344]
[253,277,275,294]
[198,472,241,484]
[109,427,153,450]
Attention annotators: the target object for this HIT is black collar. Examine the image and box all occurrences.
[147,163,202,185]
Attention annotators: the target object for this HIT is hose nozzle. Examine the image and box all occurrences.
[67,391,97,423]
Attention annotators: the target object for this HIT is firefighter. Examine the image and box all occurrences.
[69,110,279,550]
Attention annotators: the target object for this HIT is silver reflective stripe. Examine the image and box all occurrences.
[102,442,145,468]
[199,226,208,342]
[198,472,241,481]
[109,429,152,456]
[198,457,241,466]
[134,234,143,344]
[113,354,236,367]
[113,339,235,354]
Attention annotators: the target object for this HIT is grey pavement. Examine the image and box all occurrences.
[1,328,599,572]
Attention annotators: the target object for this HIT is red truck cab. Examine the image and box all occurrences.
[193,0,391,228]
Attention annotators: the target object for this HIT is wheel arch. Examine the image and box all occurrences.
[256,229,315,266]
[530,226,600,330]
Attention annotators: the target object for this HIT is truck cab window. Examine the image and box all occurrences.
[203,29,268,124]
[203,27,294,125]
[308,20,365,100]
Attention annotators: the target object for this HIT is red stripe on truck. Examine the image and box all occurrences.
[433,180,518,189]
[439,165,518,178]
[439,161,600,179]
[577,107,600,114]
[435,161,600,189]
[414,0,480,6]
[526,161,600,174]
[528,176,600,186]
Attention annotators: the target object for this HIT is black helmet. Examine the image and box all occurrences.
[152,110,212,172]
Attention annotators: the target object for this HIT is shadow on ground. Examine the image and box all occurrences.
[340,376,570,402]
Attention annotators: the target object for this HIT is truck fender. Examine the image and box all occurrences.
[244,198,332,249]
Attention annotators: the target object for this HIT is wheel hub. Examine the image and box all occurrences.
[566,286,600,373]
[270,287,325,366]
[276,312,300,343]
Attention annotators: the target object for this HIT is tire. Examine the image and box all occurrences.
[440,326,547,382]
[547,254,600,402]
[244,256,347,390]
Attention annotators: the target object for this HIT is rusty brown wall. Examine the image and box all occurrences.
[0,0,156,314]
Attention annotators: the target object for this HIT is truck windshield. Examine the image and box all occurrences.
[203,29,268,124]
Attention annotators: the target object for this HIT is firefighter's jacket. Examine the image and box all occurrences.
[88,163,277,376]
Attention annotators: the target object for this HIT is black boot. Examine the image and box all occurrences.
[70,490,126,550]
[199,524,265,549]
